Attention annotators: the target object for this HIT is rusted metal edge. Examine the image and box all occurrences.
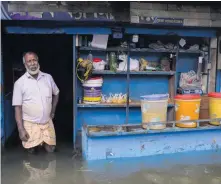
[83,118,221,137]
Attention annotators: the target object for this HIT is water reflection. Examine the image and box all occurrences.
[2,146,221,184]
[22,154,56,184]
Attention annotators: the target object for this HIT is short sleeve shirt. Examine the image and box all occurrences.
[12,71,59,124]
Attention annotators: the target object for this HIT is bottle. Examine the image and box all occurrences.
[105,53,110,70]
[109,52,117,72]
[87,53,93,62]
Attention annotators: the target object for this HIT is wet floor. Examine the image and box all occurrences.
[2,143,221,184]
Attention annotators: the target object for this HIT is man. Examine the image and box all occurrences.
[12,52,59,153]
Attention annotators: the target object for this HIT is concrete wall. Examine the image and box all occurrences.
[130,2,221,27]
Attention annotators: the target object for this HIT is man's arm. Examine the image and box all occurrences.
[51,94,59,119]
[12,82,23,130]
[12,82,29,141]
[14,106,24,130]
[49,75,60,119]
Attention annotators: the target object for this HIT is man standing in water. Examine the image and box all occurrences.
[12,52,59,153]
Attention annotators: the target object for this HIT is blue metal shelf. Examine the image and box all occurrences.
[78,104,126,108]
[130,48,203,54]
[130,48,177,53]
[79,46,128,52]
[77,103,175,108]
[91,70,176,75]
[92,70,127,75]
[129,71,175,75]
[86,126,221,138]
[179,50,203,54]
[79,47,202,54]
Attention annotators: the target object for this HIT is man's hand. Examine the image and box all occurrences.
[50,113,55,120]
[18,128,30,142]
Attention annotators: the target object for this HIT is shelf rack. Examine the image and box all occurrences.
[77,103,175,108]
[75,33,211,137]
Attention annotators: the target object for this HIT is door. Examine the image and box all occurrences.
[217,35,221,92]
[1,39,4,145]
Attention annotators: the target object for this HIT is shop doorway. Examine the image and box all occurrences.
[2,34,73,147]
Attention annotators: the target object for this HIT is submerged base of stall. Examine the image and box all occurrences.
[82,121,221,161]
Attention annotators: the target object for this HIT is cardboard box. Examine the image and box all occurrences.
[200,95,209,119]
[200,95,209,109]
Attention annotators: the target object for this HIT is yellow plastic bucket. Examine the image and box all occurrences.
[175,94,201,128]
[208,92,221,126]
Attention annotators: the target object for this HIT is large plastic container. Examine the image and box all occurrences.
[141,94,169,130]
[175,94,201,128]
[82,77,103,104]
[208,92,221,126]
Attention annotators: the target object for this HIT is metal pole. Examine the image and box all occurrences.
[73,35,77,150]
[126,47,130,124]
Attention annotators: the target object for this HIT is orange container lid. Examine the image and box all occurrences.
[208,92,221,98]
[175,94,201,100]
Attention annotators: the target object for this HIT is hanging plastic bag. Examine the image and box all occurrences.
[179,70,202,89]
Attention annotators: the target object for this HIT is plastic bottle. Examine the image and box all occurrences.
[109,52,117,72]
[87,53,93,62]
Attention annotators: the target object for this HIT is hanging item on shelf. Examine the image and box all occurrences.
[77,57,93,82]
[132,34,139,43]
[179,38,186,48]
[196,56,203,81]
[179,70,202,90]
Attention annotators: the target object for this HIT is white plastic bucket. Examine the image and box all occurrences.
[82,77,103,104]
[141,94,169,130]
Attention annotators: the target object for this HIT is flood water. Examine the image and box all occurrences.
[2,143,221,184]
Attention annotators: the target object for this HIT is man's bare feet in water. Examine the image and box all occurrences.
[27,147,38,154]
[44,144,56,153]
[27,144,56,154]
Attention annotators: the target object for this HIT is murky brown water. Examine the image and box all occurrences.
[2,143,221,184]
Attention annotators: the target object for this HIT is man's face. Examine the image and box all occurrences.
[24,53,40,75]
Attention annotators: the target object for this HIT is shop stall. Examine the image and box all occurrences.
[1,2,221,159]
[77,28,221,160]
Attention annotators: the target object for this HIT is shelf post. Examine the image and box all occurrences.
[73,35,77,150]
[126,48,130,124]
[208,38,218,93]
